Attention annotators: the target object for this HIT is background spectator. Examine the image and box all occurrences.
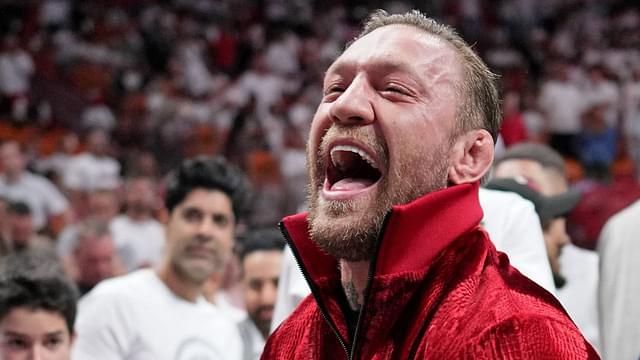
[0,140,70,235]
[69,220,122,296]
[0,251,77,360]
[236,228,284,360]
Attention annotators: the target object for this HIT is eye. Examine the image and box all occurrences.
[248,279,263,291]
[182,208,203,223]
[212,213,230,227]
[4,337,29,350]
[44,336,64,349]
[383,84,410,95]
[324,85,344,95]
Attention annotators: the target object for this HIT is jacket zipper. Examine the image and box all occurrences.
[348,210,393,360]
[279,209,393,360]
[278,222,351,359]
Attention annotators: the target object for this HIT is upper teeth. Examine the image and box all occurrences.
[330,145,379,169]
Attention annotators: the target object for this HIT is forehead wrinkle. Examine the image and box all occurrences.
[328,26,462,95]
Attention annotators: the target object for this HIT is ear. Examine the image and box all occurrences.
[448,129,494,185]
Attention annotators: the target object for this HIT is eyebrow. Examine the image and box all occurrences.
[3,331,28,337]
[327,58,423,80]
[4,330,65,337]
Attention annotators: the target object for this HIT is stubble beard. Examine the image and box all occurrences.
[308,126,451,262]
[171,238,225,286]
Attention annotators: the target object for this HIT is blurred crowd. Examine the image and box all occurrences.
[0,0,639,359]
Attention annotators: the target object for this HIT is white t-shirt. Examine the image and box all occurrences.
[73,269,242,360]
[0,50,34,95]
[583,79,619,127]
[557,243,600,353]
[598,200,640,360]
[109,215,165,271]
[237,317,265,360]
[63,153,121,191]
[538,80,586,134]
[0,172,69,231]
[478,188,556,294]
[271,189,555,332]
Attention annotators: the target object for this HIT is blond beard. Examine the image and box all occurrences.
[307,125,451,261]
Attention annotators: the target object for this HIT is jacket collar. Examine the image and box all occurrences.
[281,182,483,283]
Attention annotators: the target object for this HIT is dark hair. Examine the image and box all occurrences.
[236,228,285,262]
[0,249,65,278]
[0,252,78,333]
[164,156,250,221]
[7,200,31,216]
[352,10,501,142]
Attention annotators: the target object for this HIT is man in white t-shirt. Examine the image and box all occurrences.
[598,199,640,360]
[72,156,249,360]
[109,176,165,271]
[63,129,121,192]
[537,62,587,158]
[0,141,70,234]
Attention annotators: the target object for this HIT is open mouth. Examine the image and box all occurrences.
[325,144,382,194]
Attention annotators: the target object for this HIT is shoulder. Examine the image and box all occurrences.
[84,269,156,302]
[458,314,598,358]
[603,199,640,230]
[109,215,129,229]
[599,199,640,249]
[264,295,323,355]
[21,173,53,188]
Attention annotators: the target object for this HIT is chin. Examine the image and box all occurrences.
[309,195,384,262]
[174,259,216,284]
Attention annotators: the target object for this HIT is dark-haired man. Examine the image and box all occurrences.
[4,201,53,254]
[73,156,248,360]
[263,10,597,359]
[236,229,284,360]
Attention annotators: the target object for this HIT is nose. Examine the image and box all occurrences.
[329,75,375,126]
[29,345,43,360]
[260,280,278,306]
[196,218,218,240]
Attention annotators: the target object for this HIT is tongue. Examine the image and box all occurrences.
[330,178,375,191]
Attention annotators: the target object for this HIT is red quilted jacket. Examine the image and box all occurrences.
[263,183,599,359]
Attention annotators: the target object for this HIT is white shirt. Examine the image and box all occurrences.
[109,215,165,271]
[478,188,557,294]
[63,153,121,191]
[538,79,586,134]
[237,317,265,360]
[583,79,619,127]
[0,172,69,231]
[557,244,600,353]
[271,189,555,331]
[0,49,34,95]
[598,200,640,360]
[72,269,242,360]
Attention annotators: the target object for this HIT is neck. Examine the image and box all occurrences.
[339,259,370,311]
[4,172,20,183]
[156,261,201,303]
[127,208,151,222]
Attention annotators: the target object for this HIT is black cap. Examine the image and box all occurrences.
[485,177,581,221]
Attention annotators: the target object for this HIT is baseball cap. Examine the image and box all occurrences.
[485,177,581,222]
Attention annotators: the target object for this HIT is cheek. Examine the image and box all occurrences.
[308,107,331,152]
[243,288,260,307]
[218,228,235,252]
